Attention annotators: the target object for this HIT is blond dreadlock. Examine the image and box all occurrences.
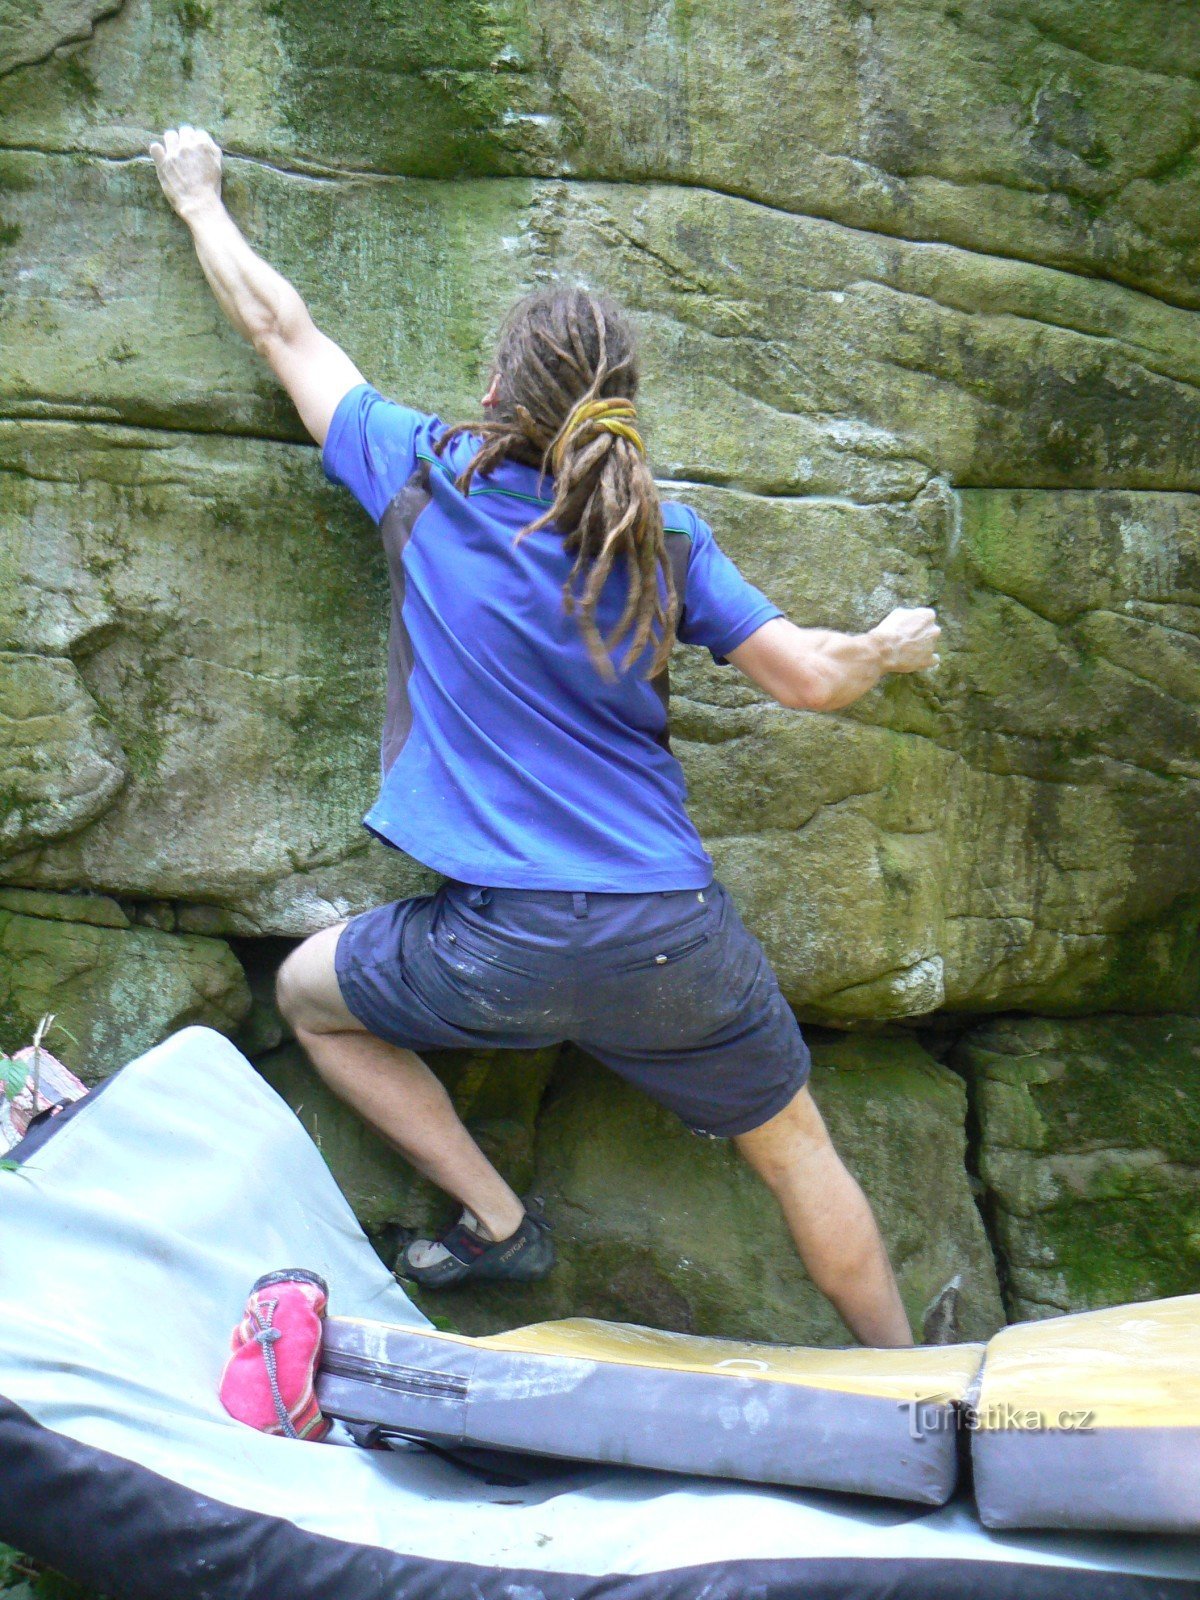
[433,285,676,679]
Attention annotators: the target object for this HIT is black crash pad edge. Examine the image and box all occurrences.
[0,1396,1196,1600]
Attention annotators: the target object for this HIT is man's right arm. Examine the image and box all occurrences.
[150,125,364,447]
[727,608,941,712]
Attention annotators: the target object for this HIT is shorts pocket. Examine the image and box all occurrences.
[608,887,723,976]
[452,939,540,981]
[430,900,542,982]
[613,927,712,974]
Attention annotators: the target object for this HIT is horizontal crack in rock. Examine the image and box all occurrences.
[1,145,1197,315]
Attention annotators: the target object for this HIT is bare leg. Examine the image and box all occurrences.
[734,1085,913,1347]
[275,924,524,1242]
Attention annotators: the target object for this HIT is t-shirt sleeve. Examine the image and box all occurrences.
[321,382,444,524]
[674,508,784,663]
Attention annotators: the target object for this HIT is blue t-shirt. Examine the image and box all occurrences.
[322,383,782,891]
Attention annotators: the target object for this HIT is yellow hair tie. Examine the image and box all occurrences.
[551,397,645,474]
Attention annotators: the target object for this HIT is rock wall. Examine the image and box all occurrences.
[1,0,1197,1341]
[957,1015,1200,1319]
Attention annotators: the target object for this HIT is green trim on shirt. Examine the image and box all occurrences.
[421,450,696,535]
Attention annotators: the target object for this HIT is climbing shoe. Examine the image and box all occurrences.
[396,1201,555,1289]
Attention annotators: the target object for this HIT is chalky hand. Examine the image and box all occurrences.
[869,606,941,674]
[149,124,223,220]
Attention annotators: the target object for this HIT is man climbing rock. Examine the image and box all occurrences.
[152,125,940,1348]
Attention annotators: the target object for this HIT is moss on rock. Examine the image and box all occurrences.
[955,1014,1200,1319]
[0,896,249,1079]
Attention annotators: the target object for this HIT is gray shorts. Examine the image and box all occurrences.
[334,878,810,1138]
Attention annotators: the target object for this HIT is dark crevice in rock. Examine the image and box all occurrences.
[0,142,363,182]
[227,934,296,1061]
[944,1026,1017,1320]
[910,1013,975,1065]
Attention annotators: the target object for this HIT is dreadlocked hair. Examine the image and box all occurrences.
[433,284,676,680]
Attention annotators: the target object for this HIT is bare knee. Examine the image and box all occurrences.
[275,922,356,1036]
[274,954,308,1031]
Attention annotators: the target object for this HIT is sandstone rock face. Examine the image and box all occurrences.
[956,1015,1200,1321]
[2,0,1197,304]
[0,889,249,1079]
[2,150,1197,1014]
[0,0,119,77]
[1,0,1196,1340]
[0,651,125,853]
[0,418,435,930]
[682,483,1200,1018]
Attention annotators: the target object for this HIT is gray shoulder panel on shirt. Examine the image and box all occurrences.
[376,462,435,774]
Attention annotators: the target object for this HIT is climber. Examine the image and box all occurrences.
[151,125,940,1348]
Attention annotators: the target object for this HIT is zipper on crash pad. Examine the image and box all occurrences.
[320,1350,469,1401]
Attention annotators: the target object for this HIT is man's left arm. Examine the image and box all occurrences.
[150,125,363,447]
